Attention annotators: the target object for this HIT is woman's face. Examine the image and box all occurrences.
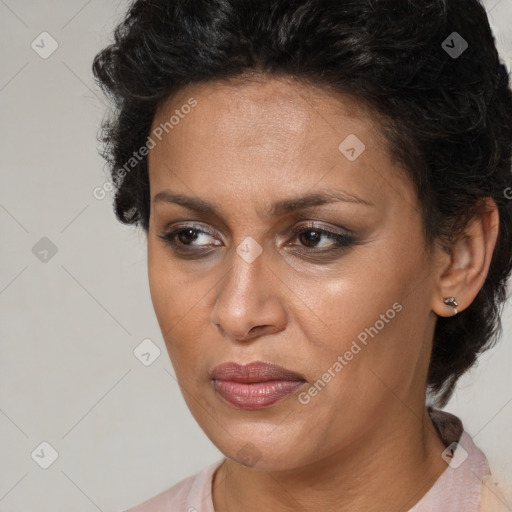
[147,76,441,471]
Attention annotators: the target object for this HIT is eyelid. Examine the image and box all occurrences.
[158,220,356,253]
[289,221,354,237]
[162,222,218,239]
[285,223,355,253]
[161,221,351,240]
[157,223,221,252]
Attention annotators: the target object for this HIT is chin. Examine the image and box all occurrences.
[209,424,316,472]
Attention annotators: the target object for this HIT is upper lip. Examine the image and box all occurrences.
[210,361,306,383]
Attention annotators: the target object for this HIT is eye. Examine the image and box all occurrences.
[157,222,355,256]
[288,224,355,253]
[158,225,220,252]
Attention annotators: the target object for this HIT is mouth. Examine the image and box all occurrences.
[210,361,307,410]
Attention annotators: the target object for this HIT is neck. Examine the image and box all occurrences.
[212,407,448,512]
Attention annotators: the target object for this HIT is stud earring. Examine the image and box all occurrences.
[443,296,459,316]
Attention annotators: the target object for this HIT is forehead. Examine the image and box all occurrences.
[150,75,386,169]
[147,74,411,216]
[152,74,380,142]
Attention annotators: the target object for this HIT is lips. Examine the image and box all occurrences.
[210,361,306,382]
[210,361,306,410]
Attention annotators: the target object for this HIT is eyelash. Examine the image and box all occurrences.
[157,223,355,256]
[288,224,355,253]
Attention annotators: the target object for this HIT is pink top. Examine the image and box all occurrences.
[126,409,510,512]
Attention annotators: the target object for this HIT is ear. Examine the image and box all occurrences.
[431,198,500,317]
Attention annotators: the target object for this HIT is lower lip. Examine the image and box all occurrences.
[213,379,306,410]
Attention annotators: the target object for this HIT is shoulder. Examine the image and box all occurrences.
[479,475,512,512]
[410,408,511,512]
[124,459,224,512]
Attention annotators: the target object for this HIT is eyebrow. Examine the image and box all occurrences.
[152,189,374,217]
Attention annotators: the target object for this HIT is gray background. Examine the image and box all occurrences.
[0,1,511,510]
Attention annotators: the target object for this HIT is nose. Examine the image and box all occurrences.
[210,247,287,343]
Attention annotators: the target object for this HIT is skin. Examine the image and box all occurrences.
[146,74,499,512]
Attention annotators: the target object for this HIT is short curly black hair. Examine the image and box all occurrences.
[92,0,512,407]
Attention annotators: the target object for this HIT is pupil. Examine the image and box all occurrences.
[180,228,198,244]
[301,230,320,247]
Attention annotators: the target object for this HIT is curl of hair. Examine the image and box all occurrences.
[93,0,512,406]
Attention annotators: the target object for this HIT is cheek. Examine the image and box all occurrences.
[288,289,422,449]
[296,245,429,394]
[298,284,406,391]
[148,243,190,342]
[147,241,215,375]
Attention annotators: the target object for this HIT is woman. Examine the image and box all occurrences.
[92,0,512,510]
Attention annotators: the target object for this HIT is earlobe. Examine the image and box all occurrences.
[442,296,459,316]
[432,198,500,318]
